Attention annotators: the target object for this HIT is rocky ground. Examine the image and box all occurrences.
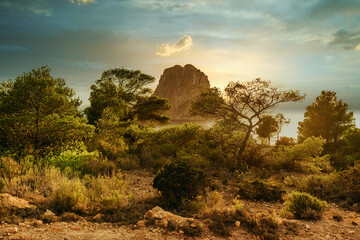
[1,169,360,240]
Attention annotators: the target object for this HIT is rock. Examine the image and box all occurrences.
[154,64,210,119]
[144,206,203,230]
[305,224,311,229]
[137,220,146,227]
[60,212,83,222]
[179,230,184,235]
[0,194,37,212]
[42,210,57,223]
[31,220,43,227]
[235,221,241,227]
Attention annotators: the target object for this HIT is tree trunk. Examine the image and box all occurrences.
[236,128,252,169]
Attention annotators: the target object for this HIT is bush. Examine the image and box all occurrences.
[49,150,116,176]
[86,172,127,212]
[0,157,20,179]
[51,177,87,213]
[296,174,340,201]
[153,161,208,208]
[281,192,327,220]
[238,177,285,202]
[204,200,279,239]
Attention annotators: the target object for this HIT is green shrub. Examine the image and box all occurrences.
[296,174,340,201]
[281,192,327,220]
[153,161,208,208]
[238,177,285,202]
[49,150,116,176]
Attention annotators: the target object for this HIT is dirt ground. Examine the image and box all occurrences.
[1,169,360,240]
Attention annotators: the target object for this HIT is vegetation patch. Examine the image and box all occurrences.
[281,192,327,220]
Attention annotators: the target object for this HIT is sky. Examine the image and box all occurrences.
[1,0,360,137]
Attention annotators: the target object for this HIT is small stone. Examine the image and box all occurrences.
[235,221,241,227]
[179,230,184,235]
[137,220,146,227]
[31,220,43,227]
[305,224,311,229]
[161,219,168,228]
[190,223,197,228]
[348,230,355,234]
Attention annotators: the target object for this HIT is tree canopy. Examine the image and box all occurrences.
[298,90,354,147]
[85,68,170,125]
[0,66,94,156]
[256,115,278,144]
[191,78,304,168]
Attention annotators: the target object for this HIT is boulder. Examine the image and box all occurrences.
[143,206,203,230]
[0,194,36,211]
[154,64,210,119]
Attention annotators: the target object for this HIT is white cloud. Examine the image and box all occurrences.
[69,0,96,5]
[156,35,193,56]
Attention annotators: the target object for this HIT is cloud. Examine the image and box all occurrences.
[328,29,360,50]
[156,35,193,56]
[69,0,97,5]
[0,0,52,16]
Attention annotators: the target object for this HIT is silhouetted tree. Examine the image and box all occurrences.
[275,113,290,141]
[192,78,304,168]
[256,115,278,145]
[85,68,170,125]
[298,91,354,148]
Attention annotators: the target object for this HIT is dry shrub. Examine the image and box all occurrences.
[86,172,127,212]
[203,199,279,239]
[281,192,327,220]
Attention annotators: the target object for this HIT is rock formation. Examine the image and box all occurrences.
[154,64,210,119]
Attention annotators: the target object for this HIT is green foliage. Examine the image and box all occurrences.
[138,123,208,168]
[153,161,208,207]
[298,91,354,149]
[282,192,327,220]
[256,115,278,144]
[85,68,170,125]
[275,136,296,147]
[238,174,285,202]
[0,66,94,156]
[49,150,116,176]
[192,78,304,167]
[338,127,360,169]
[296,174,340,202]
[268,136,332,173]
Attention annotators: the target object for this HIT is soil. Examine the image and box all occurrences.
[1,169,360,240]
